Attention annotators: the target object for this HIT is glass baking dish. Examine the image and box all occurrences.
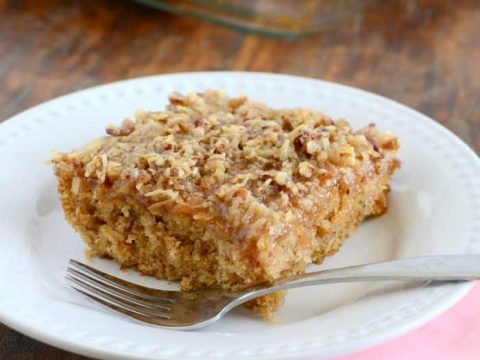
[133,0,372,39]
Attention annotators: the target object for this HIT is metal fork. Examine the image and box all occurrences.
[66,254,480,330]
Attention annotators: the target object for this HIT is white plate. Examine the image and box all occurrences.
[0,72,479,360]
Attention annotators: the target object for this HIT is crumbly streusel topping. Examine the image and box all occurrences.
[53,90,399,218]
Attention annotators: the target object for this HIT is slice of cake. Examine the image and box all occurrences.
[52,90,400,318]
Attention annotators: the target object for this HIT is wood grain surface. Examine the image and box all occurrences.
[0,0,478,358]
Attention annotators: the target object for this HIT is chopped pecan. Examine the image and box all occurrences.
[106,119,136,136]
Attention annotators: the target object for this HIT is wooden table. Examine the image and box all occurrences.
[0,0,478,358]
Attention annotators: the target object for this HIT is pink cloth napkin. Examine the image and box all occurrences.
[337,282,480,360]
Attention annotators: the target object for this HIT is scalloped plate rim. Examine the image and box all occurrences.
[0,71,478,360]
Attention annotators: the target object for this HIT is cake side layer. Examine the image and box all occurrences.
[53,155,394,318]
[53,147,397,290]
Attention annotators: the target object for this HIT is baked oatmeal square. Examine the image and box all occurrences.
[52,90,399,318]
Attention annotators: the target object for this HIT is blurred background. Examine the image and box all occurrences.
[0,0,478,358]
[0,0,478,151]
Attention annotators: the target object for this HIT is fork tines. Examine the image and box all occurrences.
[66,260,175,323]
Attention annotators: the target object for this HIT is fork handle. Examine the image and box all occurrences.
[239,255,480,300]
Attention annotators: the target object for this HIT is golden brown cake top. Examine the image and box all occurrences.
[52,91,399,215]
